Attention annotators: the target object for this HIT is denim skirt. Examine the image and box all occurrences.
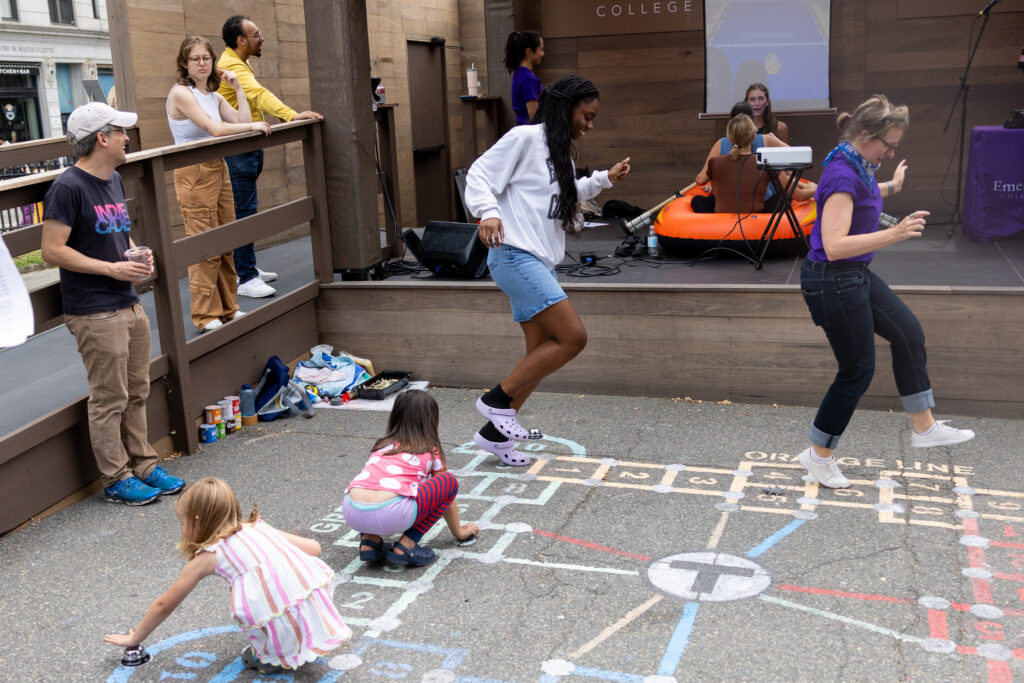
[487,244,567,322]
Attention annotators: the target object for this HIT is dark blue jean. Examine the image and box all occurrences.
[800,258,934,449]
[225,149,263,284]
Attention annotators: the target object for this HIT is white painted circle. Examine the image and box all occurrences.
[600,458,620,466]
[422,669,457,682]
[962,567,993,580]
[955,509,980,519]
[582,479,604,487]
[665,464,687,471]
[976,644,1012,661]
[477,552,503,564]
[731,470,752,477]
[647,552,771,602]
[971,604,1004,619]
[722,491,745,500]
[494,495,518,504]
[918,596,951,610]
[505,522,532,533]
[920,639,957,654]
[405,580,434,594]
[328,654,363,670]
[792,510,818,520]
[960,536,990,547]
[874,479,901,489]
[367,616,401,632]
[541,659,576,675]
[652,484,675,494]
[644,676,678,683]
[715,502,739,512]
[796,498,820,506]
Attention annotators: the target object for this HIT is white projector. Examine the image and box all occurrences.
[755,146,813,167]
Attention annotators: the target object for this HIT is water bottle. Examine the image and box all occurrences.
[240,384,257,426]
[646,226,659,256]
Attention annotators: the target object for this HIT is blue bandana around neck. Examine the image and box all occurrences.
[822,140,879,193]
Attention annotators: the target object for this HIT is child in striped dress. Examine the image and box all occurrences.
[343,390,479,567]
[104,477,351,674]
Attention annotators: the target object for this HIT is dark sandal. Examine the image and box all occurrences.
[385,541,436,567]
[476,397,530,441]
[474,430,531,467]
[359,536,389,562]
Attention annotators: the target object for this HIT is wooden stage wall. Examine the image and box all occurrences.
[521,0,1024,218]
[318,282,1024,419]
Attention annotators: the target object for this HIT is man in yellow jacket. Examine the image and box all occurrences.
[218,14,323,299]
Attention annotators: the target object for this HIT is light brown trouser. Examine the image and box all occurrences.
[173,159,239,330]
[65,303,159,487]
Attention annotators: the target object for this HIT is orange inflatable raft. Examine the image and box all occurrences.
[654,185,817,256]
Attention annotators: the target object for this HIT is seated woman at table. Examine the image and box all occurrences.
[746,83,789,143]
[695,101,785,187]
[692,113,815,214]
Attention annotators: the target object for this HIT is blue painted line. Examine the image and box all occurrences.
[656,602,700,676]
[746,518,806,559]
[572,665,645,682]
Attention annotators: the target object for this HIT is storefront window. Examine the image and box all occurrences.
[0,70,43,143]
[2,0,17,21]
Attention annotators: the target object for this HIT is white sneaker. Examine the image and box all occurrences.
[230,310,246,320]
[912,420,975,448]
[798,447,851,489]
[257,268,277,282]
[202,319,223,333]
[238,277,276,298]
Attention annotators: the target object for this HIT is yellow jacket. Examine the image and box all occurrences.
[216,47,296,123]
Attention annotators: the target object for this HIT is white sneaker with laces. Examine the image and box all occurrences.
[798,447,851,489]
[912,420,975,448]
[202,319,223,332]
[237,277,276,298]
[257,268,277,282]
[231,310,246,320]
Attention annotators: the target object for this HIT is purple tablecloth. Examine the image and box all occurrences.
[963,126,1024,241]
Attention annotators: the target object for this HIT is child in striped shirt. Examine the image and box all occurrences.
[104,477,351,674]
[343,389,478,567]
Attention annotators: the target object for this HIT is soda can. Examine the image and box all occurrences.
[199,423,218,443]
[217,421,226,439]
[218,399,234,419]
[226,419,236,434]
[205,405,222,424]
[234,413,242,430]
[225,395,240,417]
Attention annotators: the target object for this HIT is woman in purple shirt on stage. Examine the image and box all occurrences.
[504,30,544,125]
[797,94,975,489]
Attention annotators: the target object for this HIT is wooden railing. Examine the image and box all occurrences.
[0,120,331,532]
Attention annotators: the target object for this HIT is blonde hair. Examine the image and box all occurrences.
[837,94,909,144]
[176,478,258,559]
[726,113,757,160]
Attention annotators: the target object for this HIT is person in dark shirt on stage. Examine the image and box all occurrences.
[505,30,544,125]
[746,83,789,143]
[692,113,814,214]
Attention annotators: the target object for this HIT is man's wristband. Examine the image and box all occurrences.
[886,180,895,195]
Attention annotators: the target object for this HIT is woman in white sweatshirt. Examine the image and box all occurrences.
[464,74,631,466]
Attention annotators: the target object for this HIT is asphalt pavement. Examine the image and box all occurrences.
[0,387,1020,682]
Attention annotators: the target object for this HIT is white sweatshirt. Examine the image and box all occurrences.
[464,124,612,270]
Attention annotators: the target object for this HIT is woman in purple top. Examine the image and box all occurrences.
[504,30,544,125]
[797,95,975,490]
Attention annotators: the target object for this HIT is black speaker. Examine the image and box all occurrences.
[413,221,488,278]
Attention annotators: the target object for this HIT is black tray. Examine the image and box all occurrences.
[355,371,411,400]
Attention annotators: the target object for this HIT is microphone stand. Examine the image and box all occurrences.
[936,7,994,237]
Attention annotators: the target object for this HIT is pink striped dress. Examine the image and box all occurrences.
[201,520,352,669]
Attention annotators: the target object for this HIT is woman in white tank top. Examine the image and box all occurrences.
[166,35,271,332]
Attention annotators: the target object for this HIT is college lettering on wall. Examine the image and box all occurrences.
[541,0,703,38]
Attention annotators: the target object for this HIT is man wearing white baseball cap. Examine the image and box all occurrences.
[40,102,186,506]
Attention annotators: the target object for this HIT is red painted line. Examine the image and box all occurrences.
[994,573,1024,582]
[986,659,1012,683]
[989,541,1024,550]
[928,609,949,640]
[1015,649,1024,661]
[776,584,914,604]
[962,518,995,605]
[531,529,651,561]
[958,645,978,655]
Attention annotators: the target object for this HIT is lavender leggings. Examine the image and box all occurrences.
[342,494,417,536]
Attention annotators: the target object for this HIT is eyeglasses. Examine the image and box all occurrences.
[100,126,128,136]
[876,137,900,153]
[246,31,262,39]
[188,55,212,64]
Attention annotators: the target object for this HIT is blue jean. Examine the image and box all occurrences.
[800,258,934,449]
[486,244,566,322]
[225,149,263,284]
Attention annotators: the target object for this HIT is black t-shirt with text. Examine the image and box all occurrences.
[43,165,139,315]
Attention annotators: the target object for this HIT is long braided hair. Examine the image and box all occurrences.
[533,74,599,234]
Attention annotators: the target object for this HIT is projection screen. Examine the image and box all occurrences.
[704,0,831,115]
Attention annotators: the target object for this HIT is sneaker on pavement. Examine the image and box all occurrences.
[797,447,851,489]
[238,277,275,298]
[257,268,277,282]
[230,310,246,320]
[241,646,286,674]
[104,477,161,505]
[202,319,223,332]
[912,420,975,448]
[141,465,185,495]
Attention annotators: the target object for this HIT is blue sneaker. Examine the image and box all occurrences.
[141,466,185,495]
[104,477,161,506]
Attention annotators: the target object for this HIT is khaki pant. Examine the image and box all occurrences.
[174,159,239,330]
[65,303,159,487]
